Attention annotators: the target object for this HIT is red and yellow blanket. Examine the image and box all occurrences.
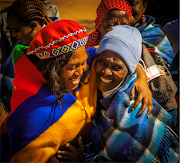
[0,44,97,162]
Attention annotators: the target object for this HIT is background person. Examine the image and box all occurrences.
[0,0,59,117]
[161,19,179,133]
[0,0,60,68]
[126,0,178,126]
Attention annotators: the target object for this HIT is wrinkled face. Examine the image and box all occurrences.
[95,50,128,92]
[127,0,147,26]
[7,16,41,45]
[99,9,129,38]
[59,46,88,92]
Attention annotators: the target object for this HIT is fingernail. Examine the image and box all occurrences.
[57,155,62,158]
[66,143,70,147]
[147,115,149,119]
[139,113,142,117]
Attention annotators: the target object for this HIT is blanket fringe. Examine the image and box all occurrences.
[153,125,178,163]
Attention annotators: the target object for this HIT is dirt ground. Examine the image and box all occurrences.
[51,0,101,34]
[1,0,178,33]
[0,0,101,34]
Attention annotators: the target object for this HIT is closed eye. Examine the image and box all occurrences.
[82,60,87,66]
[67,65,76,70]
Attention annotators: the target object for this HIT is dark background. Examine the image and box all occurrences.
[145,0,179,26]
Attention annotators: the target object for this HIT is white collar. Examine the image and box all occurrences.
[102,80,124,98]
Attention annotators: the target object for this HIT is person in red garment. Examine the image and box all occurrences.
[1,20,97,162]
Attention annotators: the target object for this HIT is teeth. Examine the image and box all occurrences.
[100,76,112,83]
[72,79,79,82]
[71,78,80,85]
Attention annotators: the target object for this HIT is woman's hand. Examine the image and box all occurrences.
[131,65,153,118]
[56,136,85,162]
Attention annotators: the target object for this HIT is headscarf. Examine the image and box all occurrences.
[96,25,142,74]
[86,0,132,48]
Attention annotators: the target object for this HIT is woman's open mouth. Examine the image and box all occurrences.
[70,77,80,85]
[100,76,112,83]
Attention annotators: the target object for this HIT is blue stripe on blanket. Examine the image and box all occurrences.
[138,15,174,65]
[91,73,178,162]
[7,83,76,157]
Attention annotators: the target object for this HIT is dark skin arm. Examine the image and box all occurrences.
[132,65,153,118]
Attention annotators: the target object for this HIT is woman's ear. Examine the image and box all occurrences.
[29,21,38,30]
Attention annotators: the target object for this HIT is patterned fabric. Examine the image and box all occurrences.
[0,101,9,127]
[33,37,88,59]
[85,30,101,49]
[137,15,175,65]
[27,20,88,59]
[141,43,178,111]
[0,44,97,162]
[90,72,179,162]
[85,0,132,49]
[95,0,132,30]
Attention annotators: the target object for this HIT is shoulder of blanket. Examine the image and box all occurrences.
[7,89,63,154]
[8,85,77,135]
[12,44,29,66]
[86,45,99,54]
[7,88,81,158]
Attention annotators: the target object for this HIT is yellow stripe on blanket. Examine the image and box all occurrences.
[10,59,98,162]
[10,100,91,162]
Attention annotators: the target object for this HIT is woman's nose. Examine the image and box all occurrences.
[103,68,112,76]
[75,65,86,76]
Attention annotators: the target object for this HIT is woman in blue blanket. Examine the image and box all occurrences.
[86,0,178,126]
[57,25,179,162]
[90,25,179,163]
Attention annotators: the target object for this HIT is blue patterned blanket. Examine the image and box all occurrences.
[90,73,179,162]
[138,15,175,65]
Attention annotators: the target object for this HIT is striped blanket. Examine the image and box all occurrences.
[138,15,175,65]
[90,73,179,162]
[0,44,97,162]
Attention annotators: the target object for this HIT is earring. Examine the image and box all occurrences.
[142,14,146,23]
[80,77,90,85]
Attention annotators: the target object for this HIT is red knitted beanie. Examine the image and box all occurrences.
[27,20,88,59]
